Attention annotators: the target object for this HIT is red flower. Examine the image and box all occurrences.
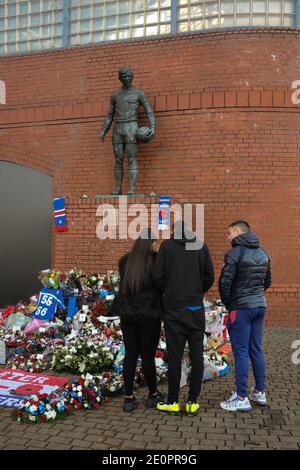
[40,415,47,423]
[38,393,48,400]
[155,351,164,358]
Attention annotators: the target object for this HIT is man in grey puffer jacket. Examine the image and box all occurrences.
[218,220,271,412]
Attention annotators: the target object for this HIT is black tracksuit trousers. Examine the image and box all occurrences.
[164,307,205,403]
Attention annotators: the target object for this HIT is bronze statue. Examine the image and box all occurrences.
[100,66,156,195]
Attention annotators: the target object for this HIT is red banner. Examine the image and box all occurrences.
[0,369,68,408]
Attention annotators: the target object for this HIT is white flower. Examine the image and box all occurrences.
[46,410,57,420]
[79,362,86,373]
[29,415,36,422]
[29,405,37,412]
[77,385,82,391]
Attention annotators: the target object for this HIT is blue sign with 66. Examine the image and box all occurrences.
[34,288,65,321]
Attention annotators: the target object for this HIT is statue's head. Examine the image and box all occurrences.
[119,66,133,88]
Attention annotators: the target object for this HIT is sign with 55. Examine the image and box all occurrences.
[34,288,65,321]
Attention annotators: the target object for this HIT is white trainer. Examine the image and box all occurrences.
[249,389,267,406]
[220,393,252,412]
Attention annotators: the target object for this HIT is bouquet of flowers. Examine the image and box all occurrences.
[90,300,109,326]
[7,353,50,373]
[63,375,103,410]
[108,271,120,293]
[134,367,146,388]
[203,350,230,381]
[51,337,114,374]
[99,371,124,397]
[79,286,94,300]
[85,273,105,291]
[205,350,229,365]
[204,299,227,336]
[16,393,72,423]
[59,269,83,296]
[156,364,167,383]
[0,327,26,347]
[38,270,61,289]
[0,306,15,326]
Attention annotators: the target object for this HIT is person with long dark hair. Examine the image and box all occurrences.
[112,228,165,412]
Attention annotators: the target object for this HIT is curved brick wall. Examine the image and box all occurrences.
[0,28,299,326]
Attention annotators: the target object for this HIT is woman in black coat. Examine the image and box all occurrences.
[112,228,165,412]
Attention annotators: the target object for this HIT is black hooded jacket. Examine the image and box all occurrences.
[152,229,214,309]
[218,232,272,311]
[110,252,162,321]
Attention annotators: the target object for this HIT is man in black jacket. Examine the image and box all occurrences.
[153,221,214,416]
[218,220,272,412]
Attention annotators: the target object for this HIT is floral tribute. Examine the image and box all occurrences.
[16,393,72,424]
[63,375,103,409]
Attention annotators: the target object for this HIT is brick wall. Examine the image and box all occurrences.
[0,28,299,326]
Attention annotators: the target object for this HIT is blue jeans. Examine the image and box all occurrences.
[227,307,266,398]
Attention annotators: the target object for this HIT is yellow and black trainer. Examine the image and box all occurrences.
[156,402,180,415]
[185,401,200,416]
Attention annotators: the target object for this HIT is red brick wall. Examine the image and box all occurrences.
[0,29,299,326]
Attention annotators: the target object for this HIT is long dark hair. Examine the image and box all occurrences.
[122,228,157,295]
